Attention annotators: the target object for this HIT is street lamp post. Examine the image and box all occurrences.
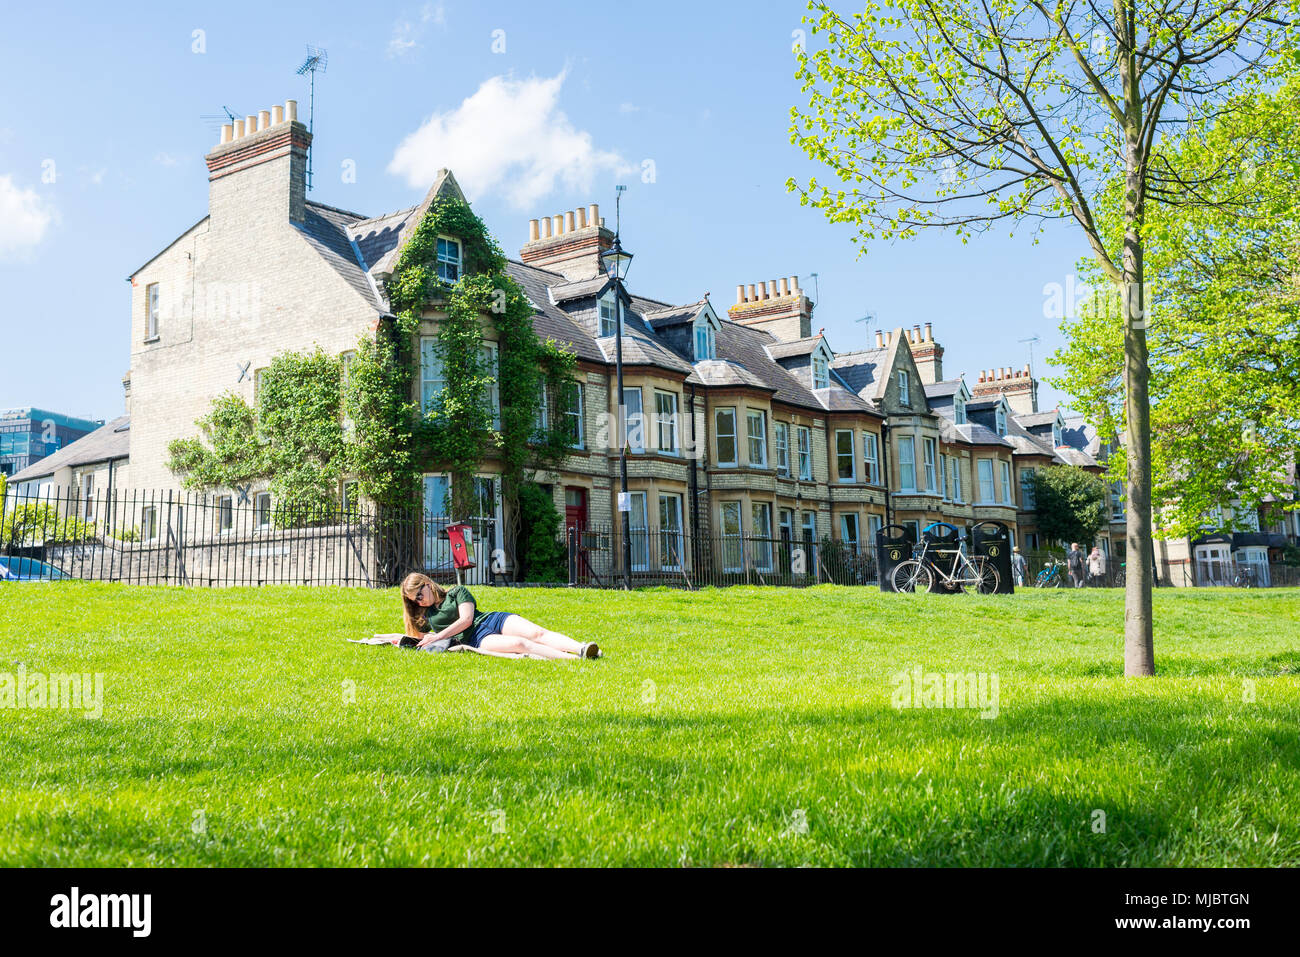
[600,214,634,590]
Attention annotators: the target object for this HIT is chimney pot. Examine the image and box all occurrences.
[542,217,553,239]
[258,110,271,131]
[272,105,284,125]
[233,118,245,138]
[791,275,801,295]
[747,284,757,301]
[552,214,564,236]
[576,207,587,228]
[286,99,298,122]
[875,330,884,348]
[565,210,576,233]
[779,277,790,296]
[220,123,233,145]
[529,219,540,242]
[757,282,767,300]
[245,115,258,135]
[736,284,745,304]
[924,322,932,341]
[769,279,779,300]
[588,204,599,227]
[1024,363,1032,375]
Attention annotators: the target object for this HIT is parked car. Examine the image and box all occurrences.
[0,557,70,581]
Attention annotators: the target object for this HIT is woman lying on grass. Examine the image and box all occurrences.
[400,573,601,660]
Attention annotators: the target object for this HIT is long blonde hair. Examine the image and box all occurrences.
[401,573,447,636]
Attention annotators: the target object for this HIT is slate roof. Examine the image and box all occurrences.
[10,416,131,482]
[643,301,705,329]
[829,347,888,398]
[692,359,771,389]
[923,378,965,399]
[1016,410,1062,428]
[504,260,605,365]
[298,202,384,311]
[766,336,828,359]
[549,276,612,304]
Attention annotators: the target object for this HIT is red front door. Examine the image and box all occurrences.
[564,486,588,535]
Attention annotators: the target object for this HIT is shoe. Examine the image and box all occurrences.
[579,642,602,659]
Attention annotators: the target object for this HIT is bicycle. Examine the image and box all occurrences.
[892,524,1000,594]
[1232,566,1258,588]
[1034,558,1065,588]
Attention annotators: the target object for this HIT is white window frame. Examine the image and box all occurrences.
[655,390,679,455]
[564,381,585,449]
[835,429,855,483]
[952,456,963,503]
[746,410,767,468]
[254,493,272,529]
[599,290,619,337]
[436,236,462,284]
[978,458,995,504]
[216,494,233,534]
[775,422,790,477]
[622,386,645,453]
[628,491,650,572]
[693,320,715,360]
[923,437,937,492]
[715,407,738,467]
[862,431,880,485]
[954,396,966,425]
[898,370,910,406]
[751,501,773,571]
[797,426,812,480]
[142,505,159,541]
[658,493,685,570]
[419,335,446,414]
[812,355,829,390]
[721,500,743,573]
[898,436,916,492]
[940,454,949,501]
[1000,460,1013,505]
[146,283,160,339]
[482,341,500,430]
[839,513,860,553]
[995,406,1007,436]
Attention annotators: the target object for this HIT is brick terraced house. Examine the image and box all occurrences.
[119,96,1122,580]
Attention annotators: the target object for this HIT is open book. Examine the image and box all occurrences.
[347,634,405,645]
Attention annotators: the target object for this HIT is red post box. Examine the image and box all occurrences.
[445,523,476,585]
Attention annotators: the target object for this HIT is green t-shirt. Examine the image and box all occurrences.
[420,585,487,637]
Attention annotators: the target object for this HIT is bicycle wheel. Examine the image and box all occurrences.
[892,560,933,593]
[968,558,1000,594]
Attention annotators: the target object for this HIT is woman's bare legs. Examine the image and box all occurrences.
[477,633,579,659]
[500,615,584,654]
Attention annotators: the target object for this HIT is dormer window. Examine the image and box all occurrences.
[1053,420,1063,448]
[694,320,715,360]
[898,370,910,406]
[599,291,619,337]
[812,355,829,389]
[436,237,461,283]
[954,395,967,425]
[995,406,1007,436]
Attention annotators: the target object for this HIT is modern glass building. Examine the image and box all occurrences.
[0,408,104,478]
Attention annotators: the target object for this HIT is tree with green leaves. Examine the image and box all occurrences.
[167,349,348,522]
[788,0,1296,675]
[1053,72,1300,538]
[1031,466,1111,547]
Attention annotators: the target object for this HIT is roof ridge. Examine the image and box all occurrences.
[305,200,370,220]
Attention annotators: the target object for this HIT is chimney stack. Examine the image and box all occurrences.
[727,273,813,342]
[910,322,945,384]
[970,356,1039,414]
[875,330,885,348]
[205,96,311,226]
[518,203,616,280]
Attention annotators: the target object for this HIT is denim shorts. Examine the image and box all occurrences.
[457,611,515,648]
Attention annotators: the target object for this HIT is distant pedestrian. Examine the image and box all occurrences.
[1067,542,1086,588]
[1012,546,1028,588]
[1088,547,1106,586]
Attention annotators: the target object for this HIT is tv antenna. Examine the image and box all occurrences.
[295,44,328,190]
[199,105,241,133]
[614,184,628,235]
[808,272,820,303]
[1019,334,1041,373]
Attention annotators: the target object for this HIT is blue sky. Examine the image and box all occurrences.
[0,0,1088,421]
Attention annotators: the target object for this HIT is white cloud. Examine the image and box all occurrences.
[0,174,54,258]
[618,102,640,114]
[387,3,446,57]
[388,71,628,209]
[154,152,180,167]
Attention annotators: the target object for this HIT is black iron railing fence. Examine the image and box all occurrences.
[5,486,1295,590]
[564,522,878,588]
[0,486,496,588]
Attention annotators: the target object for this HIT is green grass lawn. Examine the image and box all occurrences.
[1,582,1298,866]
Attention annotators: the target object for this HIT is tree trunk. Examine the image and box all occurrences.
[1120,4,1156,676]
